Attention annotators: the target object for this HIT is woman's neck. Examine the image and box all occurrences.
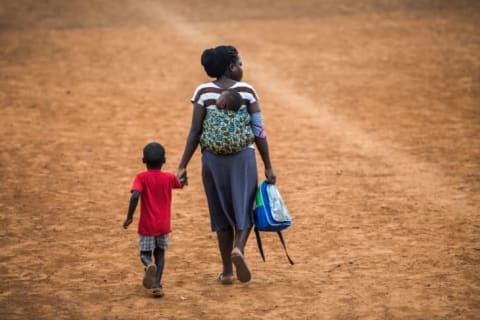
[214,76,237,88]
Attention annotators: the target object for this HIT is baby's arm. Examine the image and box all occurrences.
[123,190,140,229]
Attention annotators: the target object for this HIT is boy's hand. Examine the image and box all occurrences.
[177,168,188,186]
[179,175,188,186]
[123,217,133,229]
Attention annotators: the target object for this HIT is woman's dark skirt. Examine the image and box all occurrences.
[202,148,258,231]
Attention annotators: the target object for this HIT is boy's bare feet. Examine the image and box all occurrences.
[231,247,251,283]
[143,263,157,289]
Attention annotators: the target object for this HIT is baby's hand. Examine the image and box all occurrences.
[123,218,133,229]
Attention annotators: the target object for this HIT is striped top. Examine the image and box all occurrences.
[191,81,259,111]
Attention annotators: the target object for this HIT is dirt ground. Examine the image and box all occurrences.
[0,0,479,319]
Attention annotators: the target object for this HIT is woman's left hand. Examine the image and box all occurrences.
[265,168,276,184]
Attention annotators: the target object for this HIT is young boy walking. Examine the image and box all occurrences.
[123,142,185,297]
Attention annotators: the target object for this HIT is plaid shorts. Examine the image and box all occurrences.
[138,234,169,251]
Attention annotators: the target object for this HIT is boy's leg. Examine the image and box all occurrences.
[140,251,156,289]
[153,247,165,288]
[216,227,234,278]
[140,251,153,266]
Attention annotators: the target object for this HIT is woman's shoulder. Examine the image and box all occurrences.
[232,81,255,89]
[193,81,219,91]
[195,81,214,88]
[191,82,223,104]
[192,81,222,96]
[231,81,258,99]
[232,81,257,93]
[194,81,255,91]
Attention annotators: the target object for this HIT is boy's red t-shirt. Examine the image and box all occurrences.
[131,170,182,236]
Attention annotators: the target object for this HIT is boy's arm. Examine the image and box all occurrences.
[123,190,140,229]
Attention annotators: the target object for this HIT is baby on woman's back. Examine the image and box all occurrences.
[216,89,243,111]
[200,89,254,155]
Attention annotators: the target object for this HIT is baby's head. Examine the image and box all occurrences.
[217,89,243,111]
[142,142,166,169]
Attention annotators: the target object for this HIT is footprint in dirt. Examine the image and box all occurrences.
[18,270,49,281]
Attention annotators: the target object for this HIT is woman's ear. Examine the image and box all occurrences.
[142,157,146,163]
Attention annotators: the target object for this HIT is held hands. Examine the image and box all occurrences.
[265,168,276,184]
[177,166,274,184]
[123,217,133,229]
[177,168,188,186]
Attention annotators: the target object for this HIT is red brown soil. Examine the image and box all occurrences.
[1,1,479,319]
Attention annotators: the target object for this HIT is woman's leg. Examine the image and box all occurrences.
[234,227,252,254]
[216,227,234,277]
[231,228,252,283]
[153,247,165,288]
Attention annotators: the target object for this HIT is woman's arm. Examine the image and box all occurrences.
[255,137,276,184]
[177,103,205,179]
[248,101,276,184]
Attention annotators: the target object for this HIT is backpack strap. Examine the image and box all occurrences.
[254,227,294,265]
[254,227,266,262]
[277,231,295,265]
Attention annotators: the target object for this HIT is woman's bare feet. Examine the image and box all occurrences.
[231,247,251,283]
[217,273,234,285]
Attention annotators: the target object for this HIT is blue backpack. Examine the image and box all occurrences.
[253,181,294,265]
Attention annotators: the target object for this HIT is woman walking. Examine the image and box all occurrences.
[177,45,276,284]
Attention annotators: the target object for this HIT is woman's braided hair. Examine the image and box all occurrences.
[201,45,239,78]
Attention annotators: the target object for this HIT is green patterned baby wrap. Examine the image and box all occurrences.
[201,109,255,155]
